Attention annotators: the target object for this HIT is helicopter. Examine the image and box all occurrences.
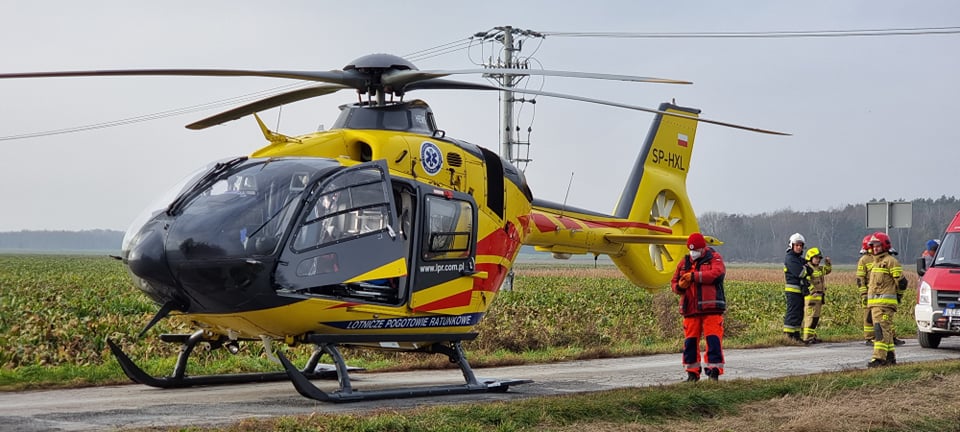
[0,53,786,402]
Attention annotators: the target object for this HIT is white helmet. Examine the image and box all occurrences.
[788,233,806,246]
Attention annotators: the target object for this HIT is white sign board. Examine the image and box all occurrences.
[865,201,912,230]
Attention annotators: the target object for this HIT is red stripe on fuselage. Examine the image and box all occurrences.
[413,289,474,312]
[473,262,505,292]
[531,213,557,234]
[474,220,521,293]
[532,211,671,234]
[556,216,582,230]
[580,220,672,233]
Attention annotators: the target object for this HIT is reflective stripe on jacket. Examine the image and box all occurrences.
[807,262,832,293]
[784,249,807,293]
[867,252,903,310]
[856,254,874,294]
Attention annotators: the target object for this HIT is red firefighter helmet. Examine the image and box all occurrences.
[861,234,872,251]
[867,232,892,252]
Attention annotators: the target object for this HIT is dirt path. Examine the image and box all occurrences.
[1,339,958,431]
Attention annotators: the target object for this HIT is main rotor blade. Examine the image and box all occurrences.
[0,69,366,88]
[525,88,791,135]
[383,68,692,88]
[401,78,507,92]
[185,84,348,130]
[408,80,790,135]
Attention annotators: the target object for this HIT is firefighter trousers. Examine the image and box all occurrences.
[870,306,896,362]
[784,291,804,339]
[682,314,725,377]
[802,291,824,341]
[861,303,874,341]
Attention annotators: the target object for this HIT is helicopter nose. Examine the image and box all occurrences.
[125,219,183,306]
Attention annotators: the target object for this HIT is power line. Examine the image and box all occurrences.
[0,82,313,141]
[4,25,956,142]
[405,39,475,62]
[540,26,960,39]
[403,38,471,60]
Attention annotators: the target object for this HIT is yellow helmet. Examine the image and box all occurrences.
[805,247,822,261]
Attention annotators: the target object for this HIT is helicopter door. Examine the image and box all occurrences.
[277,160,406,298]
[409,187,478,312]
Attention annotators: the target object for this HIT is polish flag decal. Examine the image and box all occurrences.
[677,133,689,147]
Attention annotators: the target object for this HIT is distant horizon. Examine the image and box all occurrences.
[1,194,954,233]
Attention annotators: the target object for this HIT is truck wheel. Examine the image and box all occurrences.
[918,331,942,348]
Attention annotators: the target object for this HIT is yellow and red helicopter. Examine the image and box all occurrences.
[0,53,785,402]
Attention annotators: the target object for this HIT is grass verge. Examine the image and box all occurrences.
[146,361,960,432]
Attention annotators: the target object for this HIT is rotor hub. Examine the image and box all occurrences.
[343,53,417,73]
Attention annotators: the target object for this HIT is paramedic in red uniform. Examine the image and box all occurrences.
[671,232,727,382]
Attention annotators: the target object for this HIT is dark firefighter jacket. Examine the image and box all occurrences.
[784,249,809,294]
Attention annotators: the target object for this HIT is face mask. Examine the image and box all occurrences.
[690,250,702,260]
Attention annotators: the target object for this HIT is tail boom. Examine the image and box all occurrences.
[521,103,707,289]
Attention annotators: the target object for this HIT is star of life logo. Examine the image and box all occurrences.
[420,141,443,175]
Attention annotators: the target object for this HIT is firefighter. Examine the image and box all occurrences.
[855,234,875,345]
[922,239,940,269]
[801,247,832,344]
[866,232,907,367]
[783,233,808,342]
[671,232,727,382]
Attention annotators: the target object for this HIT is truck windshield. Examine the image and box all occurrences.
[934,232,960,267]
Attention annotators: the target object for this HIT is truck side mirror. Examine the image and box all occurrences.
[916,257,927,277]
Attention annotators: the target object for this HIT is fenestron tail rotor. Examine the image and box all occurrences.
[649,191,681,272]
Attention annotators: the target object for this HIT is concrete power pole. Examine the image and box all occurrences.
[475,26,543,170]
[499,27,516,165]
[474,26,545,290]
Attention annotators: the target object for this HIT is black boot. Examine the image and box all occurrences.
[705,367,720,381]
[886,351,897,365]
[685,371,700,382]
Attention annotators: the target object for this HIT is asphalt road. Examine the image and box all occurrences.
[3,338,960,431]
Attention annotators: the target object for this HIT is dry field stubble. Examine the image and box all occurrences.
[552,373,960,432]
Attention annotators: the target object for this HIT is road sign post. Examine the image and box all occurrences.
[866,201,912,234]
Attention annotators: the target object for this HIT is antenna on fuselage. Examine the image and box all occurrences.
[560,171,574,218]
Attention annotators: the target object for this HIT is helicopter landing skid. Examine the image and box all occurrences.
[106,332,346,388]
[277,334,533,403]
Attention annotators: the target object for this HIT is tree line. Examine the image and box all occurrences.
[699,195,960,264]
[2,196,957,262]
[0,229,124,253]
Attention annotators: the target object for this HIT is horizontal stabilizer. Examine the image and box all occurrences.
[605,234,723,246]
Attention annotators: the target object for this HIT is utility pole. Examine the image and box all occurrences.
[472,26,545,291]
[499,27,516,164]
[474,26,543,170]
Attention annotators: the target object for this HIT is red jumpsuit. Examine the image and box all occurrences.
[671,247,727,380]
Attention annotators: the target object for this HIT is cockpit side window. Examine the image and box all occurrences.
[422,195,474,261]
[292,167,393,252]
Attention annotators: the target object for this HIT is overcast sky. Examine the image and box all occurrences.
[1,1,958,232]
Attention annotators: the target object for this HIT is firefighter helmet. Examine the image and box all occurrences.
[788,233,805,247]
[805,247,822,262]
[868,232,892,252]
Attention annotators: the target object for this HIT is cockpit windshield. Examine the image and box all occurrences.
[126,157,340,259]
